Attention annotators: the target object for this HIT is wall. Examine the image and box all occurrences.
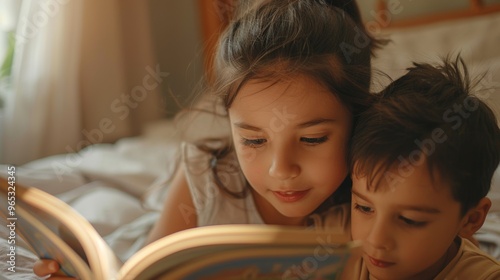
[146,0,500,118]
[148,0,204,117]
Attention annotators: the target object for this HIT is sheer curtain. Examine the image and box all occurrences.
[2,0,165,165]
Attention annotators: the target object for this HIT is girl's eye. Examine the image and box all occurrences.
[354,203,373,214]
[300,136,328,145]
[240,138,266,148]
[399,216,427,227]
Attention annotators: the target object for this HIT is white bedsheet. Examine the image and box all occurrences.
[1,12,500,280]
[0,120,181,279]
[0,110,231,279]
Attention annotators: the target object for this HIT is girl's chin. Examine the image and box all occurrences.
[273,205,317,224]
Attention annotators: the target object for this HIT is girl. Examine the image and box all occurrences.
[147,0,379,241]
[35,0,381,278]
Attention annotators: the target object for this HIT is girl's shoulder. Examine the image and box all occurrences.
[181,141,241,184]
[180,141,262,226]
[181,140,236,166]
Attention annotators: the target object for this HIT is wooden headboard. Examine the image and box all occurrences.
[375,0,500,28]
[198,0,235,79]
[198,0,500,75]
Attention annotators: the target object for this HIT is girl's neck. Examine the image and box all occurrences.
[250,188,307,227]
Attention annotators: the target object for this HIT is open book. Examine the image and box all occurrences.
[0,177,361,280]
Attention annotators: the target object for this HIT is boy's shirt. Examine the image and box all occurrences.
[434,238,500,280]
[352,237,500,279]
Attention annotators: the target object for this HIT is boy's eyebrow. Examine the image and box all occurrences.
[233,118,336,131]
[351,189,441,214]
[397,204,441,214]
[351,189,372,203]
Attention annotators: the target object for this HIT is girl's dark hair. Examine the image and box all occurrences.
[350,56,500,215]
[323,0,363,24]
[214,0,378,112]
[199,0,380,209]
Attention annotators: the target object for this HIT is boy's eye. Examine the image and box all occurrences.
[354,203,373,214]
[399,216,427,227]
[241,138,266,148]
[300,136,328,145]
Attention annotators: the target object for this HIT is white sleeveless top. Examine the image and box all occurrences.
[181,141,350,232]
[182,141,265,226]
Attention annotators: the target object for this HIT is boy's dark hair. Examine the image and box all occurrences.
[350,56,500,215]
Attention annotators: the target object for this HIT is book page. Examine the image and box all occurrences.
[118,245,237,279]
[0,178,121,280]
[0,205,93,278]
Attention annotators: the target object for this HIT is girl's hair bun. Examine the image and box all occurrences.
[322,0,363,24]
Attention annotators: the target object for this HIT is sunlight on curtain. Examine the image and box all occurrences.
[0,1,21,162]
[1,0,165,165]
[3,0,83,165]
[0,1,19,78]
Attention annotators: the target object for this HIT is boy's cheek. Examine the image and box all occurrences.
[350,216,365,241]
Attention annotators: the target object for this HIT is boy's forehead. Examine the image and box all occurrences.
[352,159,454,197]
[352,163,462,214]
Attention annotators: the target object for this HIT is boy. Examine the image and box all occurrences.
[348,57,500,279]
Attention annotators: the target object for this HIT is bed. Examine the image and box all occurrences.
[1,1,500,279]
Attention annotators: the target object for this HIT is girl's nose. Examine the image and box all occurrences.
[268,149,300,180]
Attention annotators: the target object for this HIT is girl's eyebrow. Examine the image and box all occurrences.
[352,189,441,214]
[297,118,336,128]
[233,118,336,131]
[232,122,262,132]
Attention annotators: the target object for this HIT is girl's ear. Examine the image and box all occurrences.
[459,197,491,242]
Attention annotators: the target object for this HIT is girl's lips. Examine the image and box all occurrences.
[368,256,395,268]
[272,190,310,202]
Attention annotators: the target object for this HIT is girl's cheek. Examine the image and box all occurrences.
[239,147,258,163]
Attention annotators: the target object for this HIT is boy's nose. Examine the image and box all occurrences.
[365,218,395,251]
